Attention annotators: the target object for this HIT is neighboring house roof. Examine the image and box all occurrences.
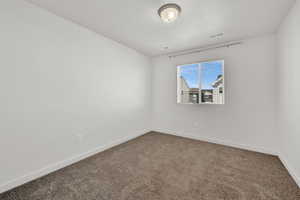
[180,76,190,89]
[189,88,199,92]
[212,75,223,88]
[181,77,200,93]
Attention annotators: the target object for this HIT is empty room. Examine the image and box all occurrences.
[0,0,300,199]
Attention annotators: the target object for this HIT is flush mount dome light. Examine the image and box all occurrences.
[158,3,181,23]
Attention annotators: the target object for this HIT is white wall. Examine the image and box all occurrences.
[152,35,278,154]
[0,0,151,192]
[1,0,298,194]
[277,0,300,186]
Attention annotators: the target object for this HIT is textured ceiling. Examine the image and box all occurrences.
[27,0,295,56]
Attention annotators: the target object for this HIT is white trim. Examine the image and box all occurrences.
[154,129,278,155]
[278,154,300,188]
[176,60,225,105]
[1,130,299,193]
[0,130,149,194]
[155,129,300,188]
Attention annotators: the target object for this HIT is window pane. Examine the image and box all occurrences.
[177,60,224,105]
[200,61,224,104]
[177,64,200,104]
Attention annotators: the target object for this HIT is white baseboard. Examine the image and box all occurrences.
[278,154,300,188]
[1,129,298,193]
[154,129,300,188]
[154,129,278,156]
[0,130,149,194]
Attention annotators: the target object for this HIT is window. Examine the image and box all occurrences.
[177,60,224,104]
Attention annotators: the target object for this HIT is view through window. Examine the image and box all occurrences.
[177,60,224,104]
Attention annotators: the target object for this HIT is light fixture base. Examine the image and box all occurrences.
[158,3,181,23]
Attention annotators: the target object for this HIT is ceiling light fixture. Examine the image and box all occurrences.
[158,3,181,23]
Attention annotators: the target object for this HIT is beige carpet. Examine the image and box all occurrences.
[1,132,299,200]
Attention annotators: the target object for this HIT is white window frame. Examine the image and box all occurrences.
[176,59,225,105]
